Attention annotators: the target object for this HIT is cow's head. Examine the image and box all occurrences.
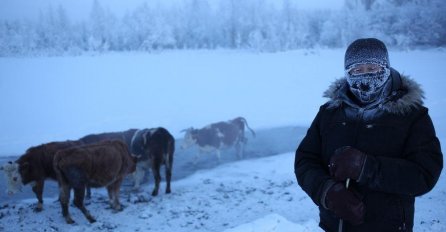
[131,128,155,162]
[180,127,197,150]
[0,161,23,195]
[128,154,138,174]
[131,156,138,173]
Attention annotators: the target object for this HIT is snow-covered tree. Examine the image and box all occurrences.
[0,21,29,56]
[88,0,117,52]
[1,0,446,56]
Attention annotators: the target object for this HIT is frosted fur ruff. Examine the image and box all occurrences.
[323,75,424,115]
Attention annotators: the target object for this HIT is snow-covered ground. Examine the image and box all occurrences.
[0,152,321,232]
[0,49,445,231]
[0,151,444,232]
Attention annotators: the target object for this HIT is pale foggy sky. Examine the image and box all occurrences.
[0,0,345,21]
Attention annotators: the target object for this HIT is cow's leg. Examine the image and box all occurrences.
[235,141,244,159]
[215,150,221,163]
[61,166,94,223]
[85,185,91,199]
[241,135,248,155]
[194,151,201,164]
[32,179,45,212]
[132,160,148,190]
[151,160,161,196]
[73,186,96,223]
[107,178,123,211]
[59,182,75,224]
[165,154,172,194]
[241,141,245,157]
[241,134,248,143]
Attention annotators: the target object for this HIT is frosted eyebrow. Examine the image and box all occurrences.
[348,64,382,75]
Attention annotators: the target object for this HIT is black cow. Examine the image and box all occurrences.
[181,117,255,162]
[130,127,175,196]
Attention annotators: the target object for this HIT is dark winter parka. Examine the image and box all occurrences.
[294,70,443,232]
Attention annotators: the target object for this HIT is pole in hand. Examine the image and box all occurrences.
[338,178,351,232]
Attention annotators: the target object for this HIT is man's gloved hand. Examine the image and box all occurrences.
[325,182,365,225]
[329,146,367,181]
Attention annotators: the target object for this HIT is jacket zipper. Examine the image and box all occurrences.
[338,108,365,232]
[353,108,365,145]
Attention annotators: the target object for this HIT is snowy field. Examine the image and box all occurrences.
[0,49,445,231]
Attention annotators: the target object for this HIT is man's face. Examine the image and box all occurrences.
[345,63,391,103]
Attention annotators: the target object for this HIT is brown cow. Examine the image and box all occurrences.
[1,129,138,212]
[53,140,135,224]
[181,117,256,162]
[0,140,84,211]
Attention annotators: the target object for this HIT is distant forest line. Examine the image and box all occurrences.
[1,0,445,56]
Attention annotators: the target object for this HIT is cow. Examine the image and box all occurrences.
[0,140,84,212]
[0,129,138,212]
[53,140,136,224]
[79,128,137,152]
[130,127,175,196]
[181,117,256,163]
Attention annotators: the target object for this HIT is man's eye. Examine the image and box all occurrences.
[351,69,361,74]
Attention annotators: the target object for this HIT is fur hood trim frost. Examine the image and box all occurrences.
[323,75,424,115]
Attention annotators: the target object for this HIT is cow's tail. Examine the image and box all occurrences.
[166,135,175,169]
[239,117,256,138]
[116,140,134,175]
[52,152,65,183]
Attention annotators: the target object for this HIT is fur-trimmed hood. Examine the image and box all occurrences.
[323,73,424,115]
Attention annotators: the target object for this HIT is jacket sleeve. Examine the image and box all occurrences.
[295,106,333,206]
[359,108,443,196]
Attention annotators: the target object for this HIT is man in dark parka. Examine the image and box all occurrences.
[294,38,443,232]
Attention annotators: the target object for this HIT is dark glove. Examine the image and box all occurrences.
[329,146,367,181]
[325,182,365,225]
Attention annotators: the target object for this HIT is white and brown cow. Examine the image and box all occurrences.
[181,117,256,162]
[0,140,84,211]
[53,140,136,224]
[130,127,175,196]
